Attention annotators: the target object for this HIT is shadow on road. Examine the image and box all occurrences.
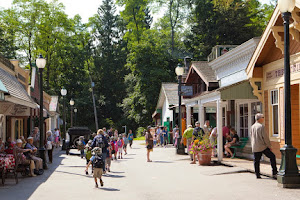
[103,174,126,178]
[99,187,120,191]
[55,170,93,178]
[152,161,173,163]
[110,171,125,174]
[0,151,65,199]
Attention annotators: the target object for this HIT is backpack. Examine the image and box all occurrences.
[92,155,104,168]
[117,140,122,147]
[95,136,105,148]
[77,140,84,150]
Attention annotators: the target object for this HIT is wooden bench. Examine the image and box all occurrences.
[231,137,249,158]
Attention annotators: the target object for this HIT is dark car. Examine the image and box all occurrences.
[65,127,92,155]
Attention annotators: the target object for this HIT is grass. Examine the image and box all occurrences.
[134,136,145,141]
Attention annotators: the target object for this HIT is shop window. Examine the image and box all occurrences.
[251,102,262,125]
[271,90,279,136]
[239,104,248,137]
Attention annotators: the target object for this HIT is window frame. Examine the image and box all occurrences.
[270,89,279,137]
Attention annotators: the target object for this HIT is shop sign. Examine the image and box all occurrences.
[9,104,30,116]
[266,63,300,81]
[206,107,216,113]
[181,86,193,96]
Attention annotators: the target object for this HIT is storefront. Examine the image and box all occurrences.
[0,57,36,141]
[247,5,300,161]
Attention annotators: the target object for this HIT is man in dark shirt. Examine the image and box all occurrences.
[191,121,205,164]
[91,129,109,173]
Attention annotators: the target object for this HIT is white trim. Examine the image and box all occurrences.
[270,89,279,138]
[4,96,36,108]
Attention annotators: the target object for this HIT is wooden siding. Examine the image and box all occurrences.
[291,84,300,153]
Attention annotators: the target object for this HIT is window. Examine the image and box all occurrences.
[239,104,249,137]
[251,102,262,125]
[271,90,279,136]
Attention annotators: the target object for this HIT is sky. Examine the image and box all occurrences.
[0,0,272,24]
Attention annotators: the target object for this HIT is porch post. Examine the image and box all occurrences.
[217,99,223,162]
[186,105,191,126]
[198,101,205,127]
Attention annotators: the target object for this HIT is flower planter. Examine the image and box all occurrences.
[198,149,212,165]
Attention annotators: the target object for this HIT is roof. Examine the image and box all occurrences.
[0,67,35,107]
[155,83,188,110]
[246,2,300,77]
[187,61,217,85]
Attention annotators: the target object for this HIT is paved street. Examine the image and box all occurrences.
[1,141,300,200]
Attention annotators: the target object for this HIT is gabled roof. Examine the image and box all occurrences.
[246,3,300,78]
[186,61,217,85]
[155,83,188,110]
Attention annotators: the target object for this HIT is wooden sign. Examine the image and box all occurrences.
[266,63,300,81]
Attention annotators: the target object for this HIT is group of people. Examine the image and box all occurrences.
[0,127,61,178]
[181,113,278,179]
[81,128,134,188]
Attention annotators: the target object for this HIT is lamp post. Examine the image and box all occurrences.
[61,88,67,136]
[175,64,185,155]
[74,108,78,127]
[277,0,300,187]
[36,54,47,169]
[70,98,74,127]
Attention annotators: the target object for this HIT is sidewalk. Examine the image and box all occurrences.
[212,157,281,177]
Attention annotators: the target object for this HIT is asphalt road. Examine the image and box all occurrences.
[1,141,300,200]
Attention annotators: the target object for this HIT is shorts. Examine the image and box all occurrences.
[93,168,103,178]
[106,157,111,167]
[118,148,123,153]
[123,144,128,149]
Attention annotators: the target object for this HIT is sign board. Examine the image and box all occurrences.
[181,86,193,96]
[266,63,300,81]
[205,107,216,113]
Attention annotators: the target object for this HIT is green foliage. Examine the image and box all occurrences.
[136,127,146,138]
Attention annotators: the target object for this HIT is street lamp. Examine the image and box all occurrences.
[36,54,47,169]
[61,88,67,137]
[70,98,74,127]
[175,63,185,155]
[277,0,300,187]
[74,108,78,127]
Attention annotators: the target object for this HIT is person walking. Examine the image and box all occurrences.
[163,127,169,146]
[46,131,54,163]
[191,121,205,164]
[202,120,212,135]
[181,125,194,161]
[123,134,129,155]
[250,113,278,179]
[146,126,154,162]
[117,135,124,159]
[91,129,109,173]
[128,130,134,148]
[85,147,104,188]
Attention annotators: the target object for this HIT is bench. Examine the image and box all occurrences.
[297,155,300,159]
[231,137,249,158]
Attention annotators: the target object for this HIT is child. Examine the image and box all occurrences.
[86,147,104,188]
[111,137,117,160]
[122,134,129,155]
[84,140,93,175]
[153,133,157,146]
[117,135,124,159]
[106,142,112,172]
[174,129,179,147]
[77,136,86,159]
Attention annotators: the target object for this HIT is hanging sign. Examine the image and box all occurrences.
[181,86,193,96]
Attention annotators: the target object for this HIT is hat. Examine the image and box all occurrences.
[16,139,23,144]
[27,137,33,140]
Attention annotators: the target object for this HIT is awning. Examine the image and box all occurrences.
[0,80,8,93]
[36,103,50,118]
[0,67,36,108]
[219,81,257,100]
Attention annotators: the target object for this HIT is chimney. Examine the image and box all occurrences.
[184,56,192,74]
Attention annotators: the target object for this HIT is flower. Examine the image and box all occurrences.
[190,134,216,154]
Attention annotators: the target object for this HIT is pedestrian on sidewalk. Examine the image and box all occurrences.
[209,127,217,157]
[111,137,117,160]
[146,126,154,162]
[77,136,86,159]
[128,130,134,148]
[181,125,194,161]
[191,121,205,164]
[250,113,278,179]
[106,141,112,172]
[202,120,212,135]
[46,131,54,163]
[86,147,104,188]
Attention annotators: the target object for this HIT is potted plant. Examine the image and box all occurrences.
[189,134,216,165]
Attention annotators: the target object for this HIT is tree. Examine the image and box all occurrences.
[0,23,17,58]
[185,0,272,60]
